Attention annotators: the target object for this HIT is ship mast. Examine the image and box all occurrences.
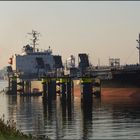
[28,30,40,52]
[136,33,140,64]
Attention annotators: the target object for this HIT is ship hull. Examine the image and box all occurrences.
[30,78,140,98]
[100,69,140,97]
[101,78,140,88]
[101,87,140,97]
[74,84,140,98]
[73,79,140,98]
[101,68,140,88]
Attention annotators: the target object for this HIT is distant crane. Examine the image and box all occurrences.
[136,33,140,64]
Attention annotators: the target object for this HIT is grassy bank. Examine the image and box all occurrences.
[0,114,49,140]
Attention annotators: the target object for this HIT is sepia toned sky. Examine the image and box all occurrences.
[0,1,140,69]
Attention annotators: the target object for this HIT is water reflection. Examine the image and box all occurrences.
[4,93,140,139]
[7,95,17,121]
[6,95,45,136]
[81,100,92,140]
[93,95,140,139]
[1,80,140,139]
[42,96,74,139]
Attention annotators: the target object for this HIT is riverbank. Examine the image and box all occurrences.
[0,114,49,140]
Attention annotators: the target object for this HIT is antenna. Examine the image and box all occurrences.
[27,30,40,52]
[136,33,140,64]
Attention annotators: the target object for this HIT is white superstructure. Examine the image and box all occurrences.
[7,30,63,77]
[12,47,54,74]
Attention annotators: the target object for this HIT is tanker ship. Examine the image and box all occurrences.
[72,33,140,97]
[98,64,140,97]
[95,33,140,97]
[6,30,140,97]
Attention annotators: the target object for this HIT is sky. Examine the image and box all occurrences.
[0,1,140,69]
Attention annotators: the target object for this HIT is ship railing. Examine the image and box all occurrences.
[123,64,140,69]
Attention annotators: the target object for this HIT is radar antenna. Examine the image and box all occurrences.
[27,30,40,52]
[136,33,140,64]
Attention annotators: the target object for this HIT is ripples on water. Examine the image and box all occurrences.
[0,80,140,139]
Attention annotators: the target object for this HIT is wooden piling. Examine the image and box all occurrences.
[60,78,66,100]
[80,77,93,102]
[48,78,56,100]
[11,75,17,94]
[42,78,48,101]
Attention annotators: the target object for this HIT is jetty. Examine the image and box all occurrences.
[6,30,101,104]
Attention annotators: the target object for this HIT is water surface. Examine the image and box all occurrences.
[0,80,140,139]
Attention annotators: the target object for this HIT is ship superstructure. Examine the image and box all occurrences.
[6,30,140,92]
[7,30,63,79]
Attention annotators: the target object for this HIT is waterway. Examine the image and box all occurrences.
[0,80,140,139]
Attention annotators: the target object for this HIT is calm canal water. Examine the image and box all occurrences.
[0,80,140,139]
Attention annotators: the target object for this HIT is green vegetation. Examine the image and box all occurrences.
[0,114,49,140]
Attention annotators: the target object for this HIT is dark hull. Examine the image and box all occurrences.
[101,79,140,88]
[101,69,140,88]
